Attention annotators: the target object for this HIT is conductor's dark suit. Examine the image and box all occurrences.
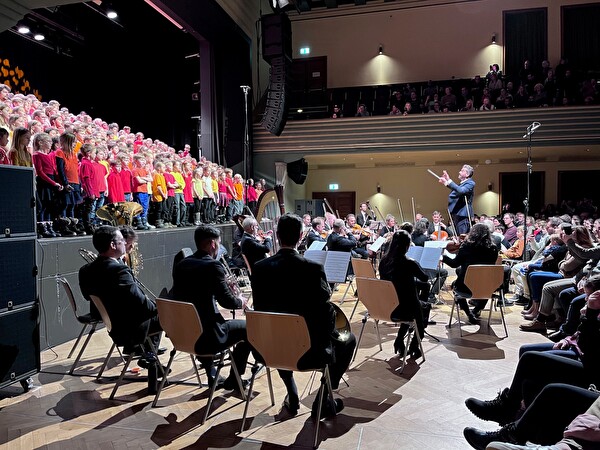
[252,248,356,389]
[446,177,475,234]
[79,256,159,346]
[172,250,250,374]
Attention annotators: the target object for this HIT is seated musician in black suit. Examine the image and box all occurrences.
[79,226,162,367]
[305,217,327,249]
[172,225,251,390]
[252,213,356,418]
[356,202,375,227]
[240,217,272,270]
[327,219,357,252]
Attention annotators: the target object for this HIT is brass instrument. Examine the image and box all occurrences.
[330,301,351,342]
[96,202,143,226]
[79,248,97,264]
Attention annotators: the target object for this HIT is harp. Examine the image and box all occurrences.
[255,185,285,252]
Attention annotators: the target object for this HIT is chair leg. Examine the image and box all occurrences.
[240,363,264,431]
[191,355,202,386]
[266,367,275,406]
[109,352,135,400]
[455,300,464,337]
[352,314,369,362]
[67,323,88,359]
[374,319,382,351]
[448,301,456,327]
[339,276,354,304]
[69,323,97,375]
[152,350,176,407]
[228,350,247,401]
[349,296,360,321]
[97,342,116,379]
[202,353,226,424]
[313,366,334,449]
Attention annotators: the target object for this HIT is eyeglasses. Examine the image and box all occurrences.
[112,239,125,244]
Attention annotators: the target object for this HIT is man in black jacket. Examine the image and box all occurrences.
[240,217,272,270]
[172,225,250,389]
[252,213,356,418]
[79,226,161,366]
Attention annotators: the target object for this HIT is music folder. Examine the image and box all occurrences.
[303,250,351,284]
[406,246,444,270]
[307,240,327,251]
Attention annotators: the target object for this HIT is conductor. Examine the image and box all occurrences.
[439,164,475,234]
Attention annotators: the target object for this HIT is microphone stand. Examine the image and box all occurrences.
[241,85,251,179]
[522,123,538,262]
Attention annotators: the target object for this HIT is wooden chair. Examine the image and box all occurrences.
[57,277,104,375]
[348,258,376,320]
[240,311,334,449]
[352,277,424,373]
[89,295,162,400]
[448,265,508,338]
[152,298,246,424]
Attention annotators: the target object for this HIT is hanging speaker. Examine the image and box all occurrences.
[261,13,292,63]
[261,56,289,136]
[287,158,308,185]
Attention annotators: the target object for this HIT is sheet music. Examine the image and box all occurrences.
[304,250,327,266]
[420,247,443,270]
[425,240,449,248]
[308,240,327,251]
[369,236,386,253]
[324,251,351,283]
[407,246,424,261]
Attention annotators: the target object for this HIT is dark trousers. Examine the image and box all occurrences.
[507,351,589,409]
[515,383,598,445]
[277,332,356,395]
[453,215,471,234]
[197,319,250,380]
[165,196,175,223]
[558,289,585,335]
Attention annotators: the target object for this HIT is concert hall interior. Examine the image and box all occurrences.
[1,0,600,449]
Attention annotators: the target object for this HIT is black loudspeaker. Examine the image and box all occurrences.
[288,158,308,185]
[261,56,290,136]
[0,237,37,312]
[0,305,40,389]
[261,13,292,63]
[0,166,35,238]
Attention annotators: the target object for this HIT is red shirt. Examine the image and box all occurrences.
[55,150,79,184]
[107,168,125,203]
[163,171,176,197]
[183,173,193,203]
[79,158,98,198]
[225,177,234,200]
[119,167,133,194]
[32,151,57,186]
[93,161,108,194]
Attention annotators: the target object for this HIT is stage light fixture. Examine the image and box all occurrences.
[378,45,383,55]
[17,23,30,34]
[492,34,496,44]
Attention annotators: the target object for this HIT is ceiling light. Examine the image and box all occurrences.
[17,24,30,34]
[106,10,118,19]
[378,45,383,55]
[34,31,45,41]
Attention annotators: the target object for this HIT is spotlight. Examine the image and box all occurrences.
[106,9,118,19]
[488,182,493,191]
[377,184,381,194]
[33,30,45,41]
[492,34,496,44]
[378,45,383,55]
[17,23,30,34]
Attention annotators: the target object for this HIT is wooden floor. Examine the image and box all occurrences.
[0,281,549,450]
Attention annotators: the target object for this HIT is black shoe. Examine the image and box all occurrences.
[311,398,344,420]
[471,308,482,319]
[222,376,249,392]
[466,313,480,325]
[548,330,568,343]
[157,347,167,355]
[206,375,226,389]
[515,296,529,306]
[465,388,515,425]
[283,394,300,416]
[463,423,519,450]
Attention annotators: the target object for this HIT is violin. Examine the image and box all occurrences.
[445,233,467,253]
[351,224,372,238]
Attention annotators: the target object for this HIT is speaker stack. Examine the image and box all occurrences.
[0,166,40,392]
[261,13,292,136]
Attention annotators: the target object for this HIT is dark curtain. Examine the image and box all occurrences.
[563,4,600,72]
[504,8,548,81]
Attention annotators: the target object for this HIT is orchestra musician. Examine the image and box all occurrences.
[252,213,356,418]
[428,211,453,240]
[345,213,370,258]
[324,212,336,232]
[438,164,475,235]
[379,214,397,237]
[302,213,312,232]
[306,217,328,249]
[240,217,273,270]
[327,219,358,254]
[356,202,376,227]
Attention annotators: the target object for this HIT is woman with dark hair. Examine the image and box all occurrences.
[442,223,499,324]
[379,230,429,358]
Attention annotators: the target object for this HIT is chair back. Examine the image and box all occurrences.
[156,298,202,355]
[352,258,376,278]
[172,248,193,279]
[246,311,311,371]
[89,295,112,333]
[355,277,399,322]
[57,277,80,319]
[242,253,252,275]
[464,265,504,299]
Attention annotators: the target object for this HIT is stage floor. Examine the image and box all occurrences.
[0,282,549,450]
